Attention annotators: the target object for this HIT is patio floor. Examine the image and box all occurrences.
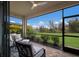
[11,41,78,57]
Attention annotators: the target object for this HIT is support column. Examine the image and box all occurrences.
[22,17,27,38]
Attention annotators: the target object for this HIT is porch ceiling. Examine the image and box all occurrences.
[10,1,79,19]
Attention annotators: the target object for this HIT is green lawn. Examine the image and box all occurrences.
[36,32,79,49]
[59,37,79,49]
[36,32,62,36]
[65,37,79,48]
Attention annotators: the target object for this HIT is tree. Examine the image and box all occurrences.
[39,25,45,32]
[58,22,62,32]
[68,18,79,33]
[9,24,22,33]
[26,25,36,39]
[49,20,56,32]
[39,25,49,32]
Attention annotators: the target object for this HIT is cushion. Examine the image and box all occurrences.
[10,34,16,47]
[16,38,22,41]
[15,34,21,39]
[20,39,30,44]
[10,35,13,41]
[11,34,16,40]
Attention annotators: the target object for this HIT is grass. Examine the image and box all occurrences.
[36,32,62,36]
[36,32,79,37]
[64,37,79,48]
[36,32,79,49]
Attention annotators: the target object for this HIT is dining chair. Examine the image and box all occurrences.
[15,41,46,57]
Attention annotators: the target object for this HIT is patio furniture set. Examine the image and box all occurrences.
[10,33,46,57]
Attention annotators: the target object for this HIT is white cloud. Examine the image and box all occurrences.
[54,21,59,28]
[32,25,50,29]
[65,21,69,25]
[44,25,50,29]
[19,22,22,24]
[38,21,45,26]
[32,25,39,29]
[27,23,30,25]
[60,19,62,23]
[54,21,59,24]
[32,21,50,29]
[32,21,44,29]
[39,21,44,24]
[10,21,15,23]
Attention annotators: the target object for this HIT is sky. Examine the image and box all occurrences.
[10,16,22,24]
[10,5,79,28]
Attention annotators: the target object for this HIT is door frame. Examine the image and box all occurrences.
[0,1,10,57]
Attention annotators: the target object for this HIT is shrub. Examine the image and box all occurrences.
[11,30,16,33]
[26,29,36,40]
[48,35,54,44]
[47,35,59,48]
[53,35,59,47]
[16,29,22,34]
[33,36,41,43]
[41,34,49,44]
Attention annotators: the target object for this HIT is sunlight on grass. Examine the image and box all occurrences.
[36,33,79,49]
[65,37,79,48]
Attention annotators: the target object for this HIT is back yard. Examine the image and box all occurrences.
[35,32,79,49]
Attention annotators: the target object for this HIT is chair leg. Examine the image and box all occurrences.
[41,49,46,57]
[13,41,18,52]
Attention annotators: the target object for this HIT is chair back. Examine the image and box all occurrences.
[10,34,16,41]
[15,41,33,57]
